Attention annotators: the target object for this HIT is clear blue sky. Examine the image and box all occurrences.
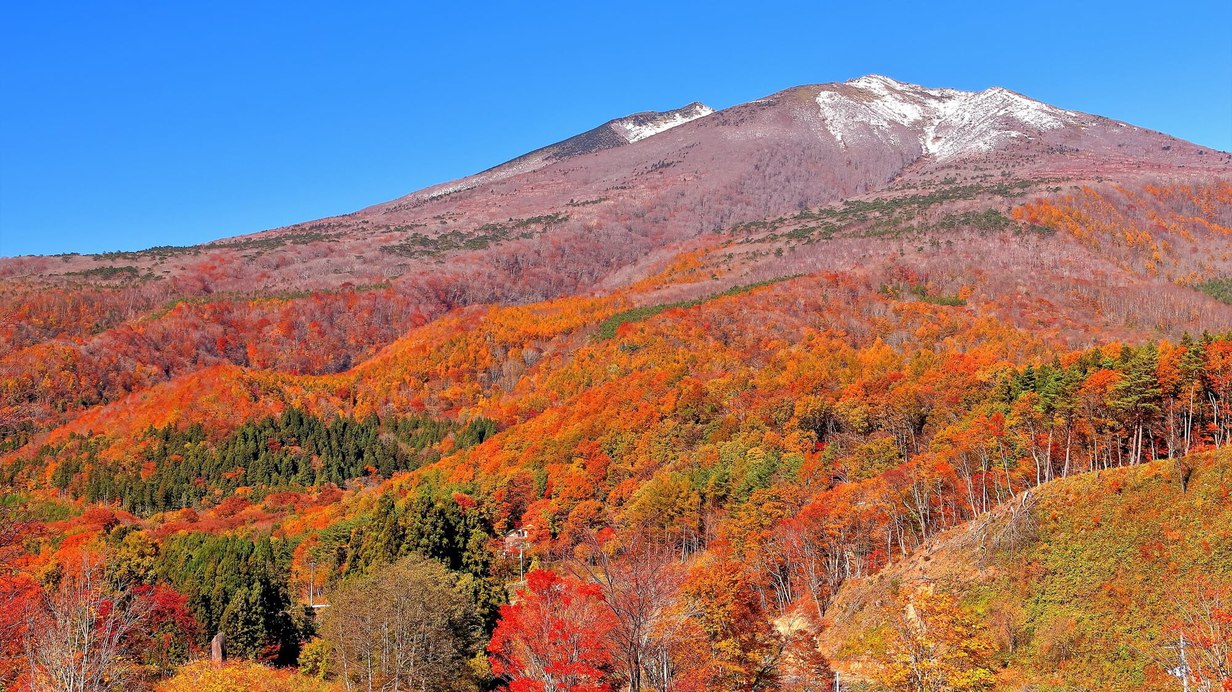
[2,1,1229,257]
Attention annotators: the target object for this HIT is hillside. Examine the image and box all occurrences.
[2,75,1232,691]
[2,76,1229,446]
[819,450,1232,690]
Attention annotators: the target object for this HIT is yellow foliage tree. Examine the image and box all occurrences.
[157,660,341,692]
[876,587,996,692]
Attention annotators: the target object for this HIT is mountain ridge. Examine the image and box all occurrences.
[404,100,717,204]
[338,74,1230,234]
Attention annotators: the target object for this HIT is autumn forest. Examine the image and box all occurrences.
[3,74,1232,692]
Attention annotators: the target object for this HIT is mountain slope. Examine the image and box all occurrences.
[2,75,1231,453]
[818,449,1232,690]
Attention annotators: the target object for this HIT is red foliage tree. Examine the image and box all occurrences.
[488,569,618,692]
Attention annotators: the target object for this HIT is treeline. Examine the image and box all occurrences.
[27,409,497,515]
[1003,332,1232,477]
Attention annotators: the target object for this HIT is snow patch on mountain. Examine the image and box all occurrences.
[413,103,713,202]
[817,75,1088,160]
[611,103,715,143]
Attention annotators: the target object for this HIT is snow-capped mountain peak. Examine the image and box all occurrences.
[815,75,1087,159]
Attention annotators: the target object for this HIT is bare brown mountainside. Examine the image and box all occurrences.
[5,74,1227,295]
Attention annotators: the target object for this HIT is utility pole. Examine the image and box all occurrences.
[505,525,533,583]
[1165,631,1192,692]
[308,560,316,608]
[1179,632,1190,692]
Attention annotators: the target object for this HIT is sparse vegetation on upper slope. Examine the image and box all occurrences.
[592,275,799,340]
[1196,277,1232,305]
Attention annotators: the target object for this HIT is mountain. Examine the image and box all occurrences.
[6,76,1226,295]
[3,76,1228,440]
[3,76,1232,690]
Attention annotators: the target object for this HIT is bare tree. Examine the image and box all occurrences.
[25,559,153,692]
[1162,578,1232,692]
[570,532,695,692]
[320,554,482,692]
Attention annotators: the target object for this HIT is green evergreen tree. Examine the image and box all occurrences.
[220,585,268,658]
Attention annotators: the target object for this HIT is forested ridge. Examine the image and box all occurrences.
[3,286,1231,689]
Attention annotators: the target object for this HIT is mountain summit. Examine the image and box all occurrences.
[817,74,1089,159]
[375,75,1224,253]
